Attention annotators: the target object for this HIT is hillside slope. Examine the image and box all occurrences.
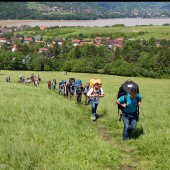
[0,2,169,20]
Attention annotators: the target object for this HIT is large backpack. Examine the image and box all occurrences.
[116,79,140,121]
[90,79,102,88]
[69,78,75,85]
[74,79,82,89]
[88,79,102,99]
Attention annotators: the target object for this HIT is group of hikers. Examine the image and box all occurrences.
[55,78,105,121]
[56,78,142,140]
[46,77,142,140]
[19,73,41,87]
[47,79,57,90]
[18,75,142,141]
[58,78,91,104]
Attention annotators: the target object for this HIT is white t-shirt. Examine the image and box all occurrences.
[87,88,104,104]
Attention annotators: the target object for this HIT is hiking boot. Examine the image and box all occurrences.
[91,115,96,121]
[123,138,129,141]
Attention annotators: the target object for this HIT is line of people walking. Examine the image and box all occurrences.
[19,75,142,140]
[57,78,105,121]
[58,78,91,104]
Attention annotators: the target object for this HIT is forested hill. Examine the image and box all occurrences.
[0,2,170,20]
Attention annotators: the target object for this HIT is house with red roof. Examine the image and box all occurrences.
[71,39,81,46]
[39,26,48,30]
[114,38,125,47]
[39,48,49,53]
[24,37,34,43]
[0,38,7,43]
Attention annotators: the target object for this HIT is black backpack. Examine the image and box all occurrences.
[117,79,140,121]
[69,78,75,85]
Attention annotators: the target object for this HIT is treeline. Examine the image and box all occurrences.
[0,40,169,78]
[0,2,42,20]
[0,2,169,20]
[0,2,112,20]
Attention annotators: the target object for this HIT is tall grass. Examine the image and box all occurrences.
[0,70,170,169]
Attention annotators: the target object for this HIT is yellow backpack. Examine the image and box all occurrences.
[90,78,102,88]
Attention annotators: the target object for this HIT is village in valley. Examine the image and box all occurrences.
[0,24,164,54]
[0,23,169,78]
[0,25,126,52]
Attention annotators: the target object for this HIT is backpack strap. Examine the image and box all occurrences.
[124,94,127,104]
[118,94,127,121]
[99,88,101,95]
[92,87,101,95]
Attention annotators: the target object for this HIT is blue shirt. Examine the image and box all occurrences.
[118,93,142,114]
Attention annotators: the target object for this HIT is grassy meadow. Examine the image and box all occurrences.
[0,70,170,170]
[16,25,170,40]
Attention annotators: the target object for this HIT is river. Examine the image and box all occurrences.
[0,18,170,27]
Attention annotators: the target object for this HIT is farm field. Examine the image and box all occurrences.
[15,25,170,40]
[0,70,170,169]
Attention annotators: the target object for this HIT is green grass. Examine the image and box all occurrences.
[0,70,170,169]
[15,25,170,40]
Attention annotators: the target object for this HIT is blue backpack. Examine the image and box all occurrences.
[74,79,82,89]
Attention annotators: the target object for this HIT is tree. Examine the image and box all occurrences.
[78,33,84,40]
[54,43,61,56]
[148,37,156,47]
[20,44,30,55]
[114,47,121,60]
[31,56,44,71]
[74,46,82,58]
[138,52,154,70]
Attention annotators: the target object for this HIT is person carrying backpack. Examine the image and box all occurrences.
[87,82,104,121]
[47,80,51,89]
[65,81,71,99]
[83,83,90,105]
[75,83,84,103]
[116,86,142,140]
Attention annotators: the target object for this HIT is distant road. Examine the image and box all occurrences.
[0,18,170,27]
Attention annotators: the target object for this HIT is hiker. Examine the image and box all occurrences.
[59,80,66,95]
[26,77,31,83]
[83,83,90,105]
[69,83,75,98]
[38,74,41,81]
[75,83,84,103]
[58,81,63,94]
[34,78,39,87]
[51,79,56,90]
[116,87,142,140]
[53,79,57,90]
[30,73,34,81]
[87,82,104,121]
[65,82,71,98]
[6,76,10,82]
[47,80,51,89]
